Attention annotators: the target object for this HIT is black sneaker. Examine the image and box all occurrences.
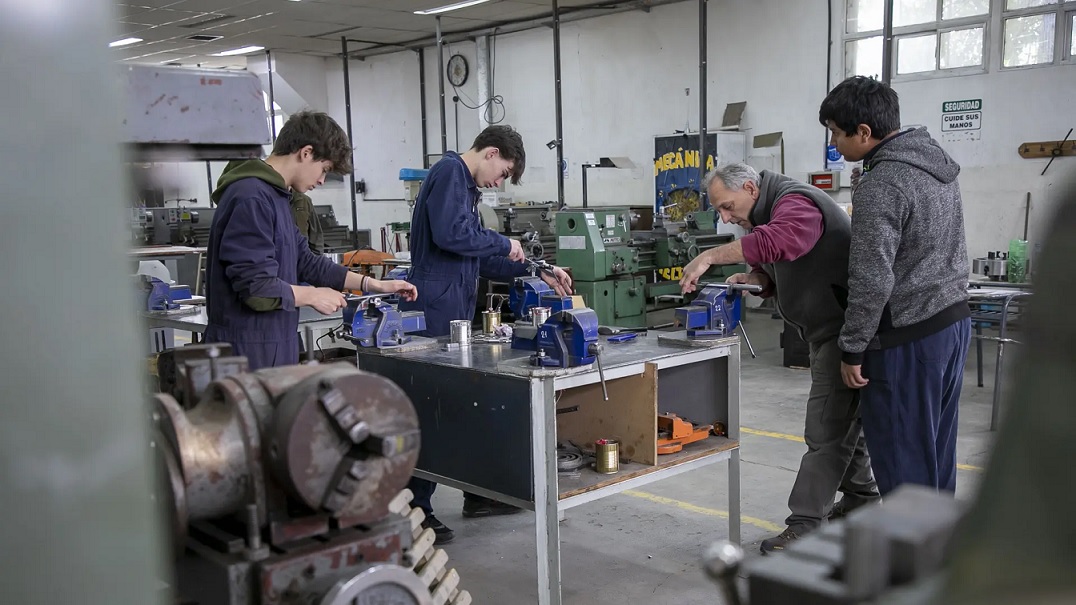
[421,514,455,545]
[462,495,523,518]
[760,528,800,554]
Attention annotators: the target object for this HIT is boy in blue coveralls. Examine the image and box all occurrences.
[206,111,417,370]
[400,125,573,544]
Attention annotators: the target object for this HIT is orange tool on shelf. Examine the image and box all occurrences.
[657,413,715,454]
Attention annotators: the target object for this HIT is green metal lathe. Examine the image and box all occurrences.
[555,207,743,327]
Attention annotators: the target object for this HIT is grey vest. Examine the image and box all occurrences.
[749,171,852,345]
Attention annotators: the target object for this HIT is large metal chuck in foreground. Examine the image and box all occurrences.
[152,353,471,605]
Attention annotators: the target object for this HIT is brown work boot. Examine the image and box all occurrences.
[760,527,800,555]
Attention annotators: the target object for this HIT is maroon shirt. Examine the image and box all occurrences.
[740,194,824,297]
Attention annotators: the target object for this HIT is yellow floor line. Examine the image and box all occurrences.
[623,490,784,533]
[740,427,983,472]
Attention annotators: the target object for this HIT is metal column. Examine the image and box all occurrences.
[553,0,565,207]
[341,37,359,247]
[881,0,894,83]
[698,0,708,203]
[477,35,493,131]
[205,161,214,204]
[266,49,277,142]
[418,48,430,167]
[1,1,165,602]
[437,17,448,153]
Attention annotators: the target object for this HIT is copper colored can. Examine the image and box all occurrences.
[594,439,619,474]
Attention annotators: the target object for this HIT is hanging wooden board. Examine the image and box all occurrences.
[1018,139,1076,159]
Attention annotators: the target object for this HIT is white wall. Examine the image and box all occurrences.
[423,40,481,158]
[324,50,425,237]
[327,0,832,215]
[158,0,1075,261]
[272,52,330,113]
[893,69,1075,259]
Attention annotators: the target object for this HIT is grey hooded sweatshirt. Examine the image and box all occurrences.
[839,127,970,364]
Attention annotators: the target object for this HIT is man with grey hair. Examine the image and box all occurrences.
[681,162,879,553]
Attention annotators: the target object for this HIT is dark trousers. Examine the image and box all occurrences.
[408,478,486,515]
[860,318,971,496]
[786,339,879,532]
[409,477,436,515]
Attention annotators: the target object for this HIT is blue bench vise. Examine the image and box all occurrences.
[674,283,760,339]
[510,276,573,351]
[532,308,609,400]
[532,308,601,368]
[141,276,192,311]
[343,296,426,348]
[509,276,572,319]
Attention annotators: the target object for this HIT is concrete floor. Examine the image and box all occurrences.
[426,312,1004,604]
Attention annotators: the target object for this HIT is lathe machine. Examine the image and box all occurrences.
[484,203,741,327]
[153,346,471,605]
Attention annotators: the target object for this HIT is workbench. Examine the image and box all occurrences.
[141,307,345,352]
[355,332,741,605]
[967,282,1032,431]
[129,246,206,295]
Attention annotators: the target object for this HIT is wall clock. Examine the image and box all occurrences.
[447,54,469,87]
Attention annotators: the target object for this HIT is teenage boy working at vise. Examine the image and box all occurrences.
[400,125,572,544]
[206,110,417,370]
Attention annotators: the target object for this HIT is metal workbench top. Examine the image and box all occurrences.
[128,245,206,258]
[142,306,343,332]
[360,330,739,379]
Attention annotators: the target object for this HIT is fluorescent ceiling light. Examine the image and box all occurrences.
[414,0,491,15]
[109,37,143,47]
[211,45,265,56]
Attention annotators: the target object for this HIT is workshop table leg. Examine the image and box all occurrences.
[991,294,1022,431]
[531,379,562,605]
[727,345,742,545]
[975,321,984,388]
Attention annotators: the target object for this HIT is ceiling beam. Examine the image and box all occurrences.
[342,0,685,60]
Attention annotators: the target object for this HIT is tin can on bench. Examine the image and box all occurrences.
[594,439,620,474]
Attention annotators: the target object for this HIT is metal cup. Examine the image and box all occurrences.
[532,306,552,327]
[449,320,471,346]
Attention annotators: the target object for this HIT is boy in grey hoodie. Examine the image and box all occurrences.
[818,77,971,496]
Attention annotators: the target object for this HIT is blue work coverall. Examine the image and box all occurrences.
[205,161,348,370]
[399,151,529,514]
[399,151,528,337]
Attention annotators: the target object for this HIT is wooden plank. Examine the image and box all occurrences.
[557,437,738,500]
[555,363,657,465]
[1018,139,1076,159]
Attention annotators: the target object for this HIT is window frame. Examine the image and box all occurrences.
[999,1,1066,69]
[842,0,1076,80]
[1061,6,1076,63]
